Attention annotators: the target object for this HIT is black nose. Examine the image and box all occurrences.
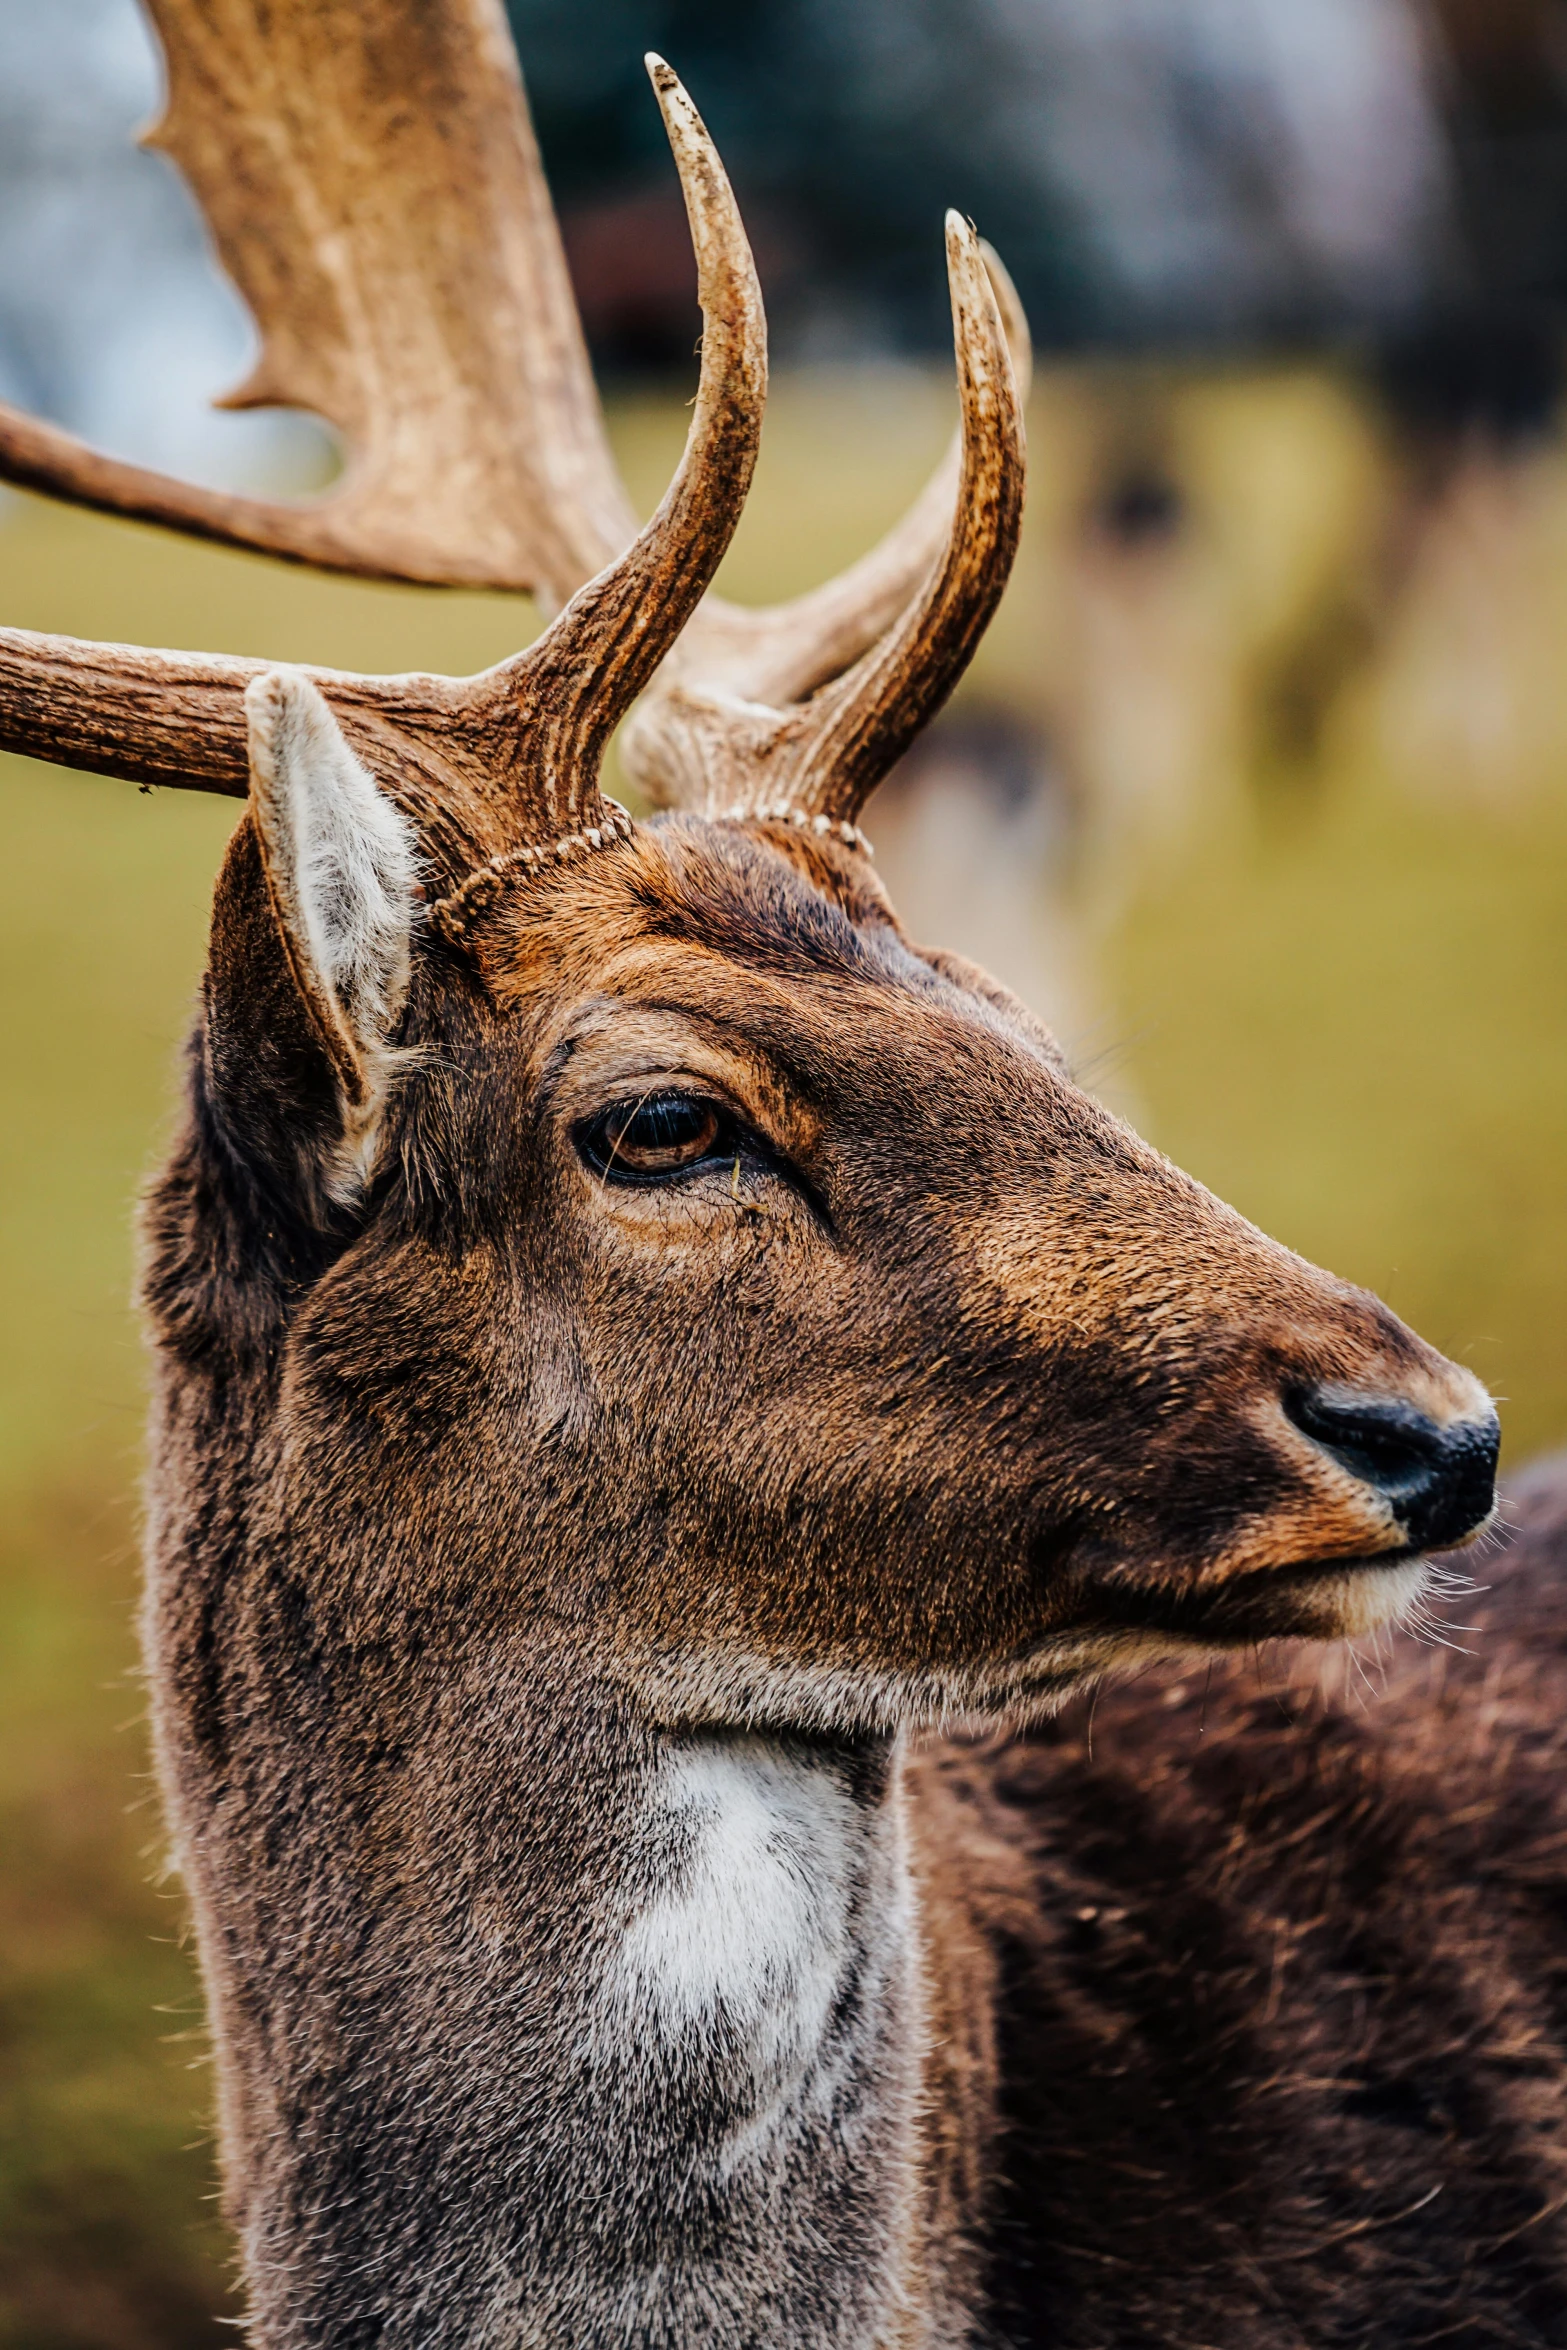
[1286,1385,1499,1552]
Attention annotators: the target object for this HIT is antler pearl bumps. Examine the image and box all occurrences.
[428,801,639,946]
[427,800,874,950]
[722,804,875,855]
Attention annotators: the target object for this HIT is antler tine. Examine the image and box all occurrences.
[660,240,1031,720]
[0,57,765,889]
[621,214,1027,829]
[448,58,767,844]
[980,239,1035,409]
[0,0,634,601]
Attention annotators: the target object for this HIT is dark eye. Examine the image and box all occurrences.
[578,1091,728,1182]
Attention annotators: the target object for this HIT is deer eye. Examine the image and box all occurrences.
[578,1091,730,1182]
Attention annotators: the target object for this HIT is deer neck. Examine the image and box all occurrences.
[553,1722,933,2347]
[156,1564,947,2347]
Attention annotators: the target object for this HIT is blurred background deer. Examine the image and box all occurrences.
[1,1,1565,2343]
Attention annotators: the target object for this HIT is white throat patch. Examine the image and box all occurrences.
[612,1737,892,2091]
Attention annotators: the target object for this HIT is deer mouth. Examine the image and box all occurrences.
[1057,1543,1463,1654]
[980,1550,1438,1715]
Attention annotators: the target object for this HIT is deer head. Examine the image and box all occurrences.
[0,0,1493,1684]
[1,2,1500,2339]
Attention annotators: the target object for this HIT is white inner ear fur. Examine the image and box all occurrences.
[245,667,420,1188]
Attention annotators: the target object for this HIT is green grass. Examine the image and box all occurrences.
[1,364,1564,2343]
[0,775,238,2349]
[1111,781,1567,1438]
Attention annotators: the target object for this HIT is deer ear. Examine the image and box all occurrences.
[244,668,419,1116]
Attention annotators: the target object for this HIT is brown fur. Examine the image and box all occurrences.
[130,794,1521,2346]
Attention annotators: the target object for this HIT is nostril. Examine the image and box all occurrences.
[1286,1387,1443,1493]
[1285,1383,1499,1552]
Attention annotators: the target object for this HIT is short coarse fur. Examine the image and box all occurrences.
[139,799,1518,2347]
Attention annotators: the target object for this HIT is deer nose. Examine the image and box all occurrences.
[1285,1385,1499,1552]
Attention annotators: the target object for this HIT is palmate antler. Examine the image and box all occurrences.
[0,0,632,599]
[0,0,1027,893]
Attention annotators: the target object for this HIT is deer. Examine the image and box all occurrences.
[2,3,1564,2345]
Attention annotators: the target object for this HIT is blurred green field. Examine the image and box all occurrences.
[1,366,1564,2346]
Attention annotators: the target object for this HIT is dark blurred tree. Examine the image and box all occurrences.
[1424,0,1567,315]
[1380,0,1567,445]
[505,0,1098,363]
[506,0,1514,369]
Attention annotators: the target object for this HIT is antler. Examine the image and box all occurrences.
[0,58,763,883]
[621,225,1029,833]
[0,0,631,601]
[0,0,1029,894]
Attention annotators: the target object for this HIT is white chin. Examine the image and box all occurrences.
[1317,1556,1430,1640]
